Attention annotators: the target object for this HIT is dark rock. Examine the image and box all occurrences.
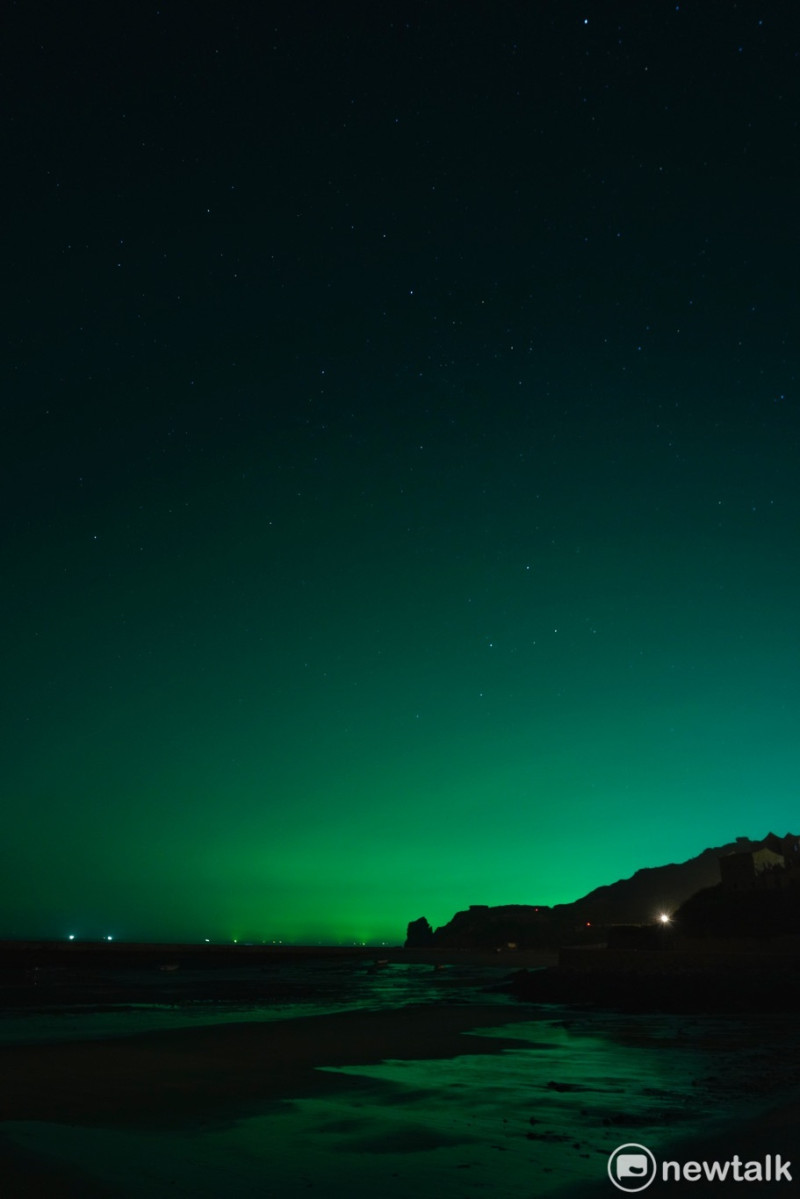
[404,917,434,948]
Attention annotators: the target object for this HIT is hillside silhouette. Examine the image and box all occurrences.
[407,832,800,950]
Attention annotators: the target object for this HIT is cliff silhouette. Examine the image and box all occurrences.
[407,831,800,950]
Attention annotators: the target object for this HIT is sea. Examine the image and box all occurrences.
[1,957,798,1198]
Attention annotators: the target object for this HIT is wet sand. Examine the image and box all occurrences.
[0,1004,538,1197]
[0,1004,537,1128]
[2,1002,798,1198]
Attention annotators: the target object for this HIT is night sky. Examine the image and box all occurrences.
[3,2,799,944]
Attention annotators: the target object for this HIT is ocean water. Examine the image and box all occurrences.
[0,957,518,1044]
[1,960,798,1197]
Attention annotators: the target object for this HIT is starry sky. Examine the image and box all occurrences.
[2,1,798,944]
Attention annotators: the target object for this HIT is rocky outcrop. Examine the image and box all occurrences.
[404,917,434,947]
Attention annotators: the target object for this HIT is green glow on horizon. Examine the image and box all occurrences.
[2,6,799,944]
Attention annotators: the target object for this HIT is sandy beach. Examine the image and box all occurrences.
[0,1004,537,1128]
[2,994,799,1198]
[0,1003,542,1197]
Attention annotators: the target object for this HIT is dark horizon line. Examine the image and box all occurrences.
[0,937,403,948]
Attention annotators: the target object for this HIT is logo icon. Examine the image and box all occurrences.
[608,1143,657,1192]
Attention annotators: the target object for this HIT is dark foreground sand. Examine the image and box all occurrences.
[556,1099,800,1199]
[2,1003,798,1198]
[0,1004,538,1128]
[0,1004,536,1197]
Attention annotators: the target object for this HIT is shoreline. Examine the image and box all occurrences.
[0,1003,539,1129]
[0,1002,539,1198]
[2,999,799,1198]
